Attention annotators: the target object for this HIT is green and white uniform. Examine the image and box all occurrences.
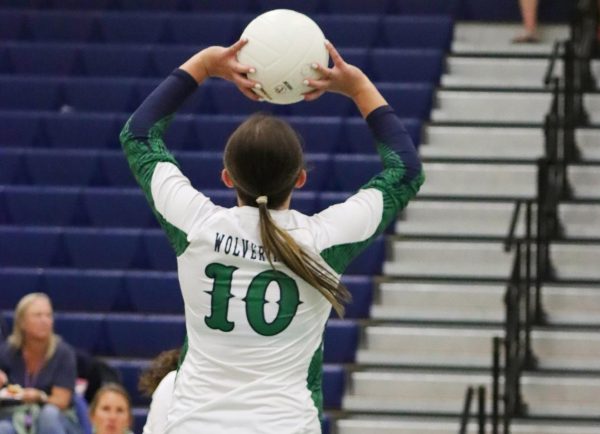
[121,69,424,434]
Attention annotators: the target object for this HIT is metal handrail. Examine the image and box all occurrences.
[492,337,501,434]
[457,3,596,433]
[459,387,474,434]
[543,41,564,86]
[458,385,487,434]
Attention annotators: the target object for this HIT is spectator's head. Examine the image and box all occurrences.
[8,292,58,359]
[138,348,181,397]
[89,383,132,434]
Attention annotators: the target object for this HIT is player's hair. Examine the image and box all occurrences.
[89,383,133,428]
[224,113,351,317]
[138,348,181,397]
[8,292,58,361]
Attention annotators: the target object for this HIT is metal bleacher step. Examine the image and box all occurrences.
[384,240,512,280]
[371,281,600,328]
[543,283,600,326]
[576,128,600,161]
[397,200,523,238]
[343,370,600,418]
[560,202,600,239]
[431,91,549,124]
[371,281,505,323]
[451,23,569,56]
[336,416,600,434]
[551,242,600,281]
[569,164,600,200]
[419,162,537,199]
[419,126,599,164]
[442,57,549,90]
[442,57,600,90]
[357,325,600,371]
[431,91,600,124]
[420,126,544,161]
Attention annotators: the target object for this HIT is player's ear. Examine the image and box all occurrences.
[221,169,235,188]
[295,169,307,189]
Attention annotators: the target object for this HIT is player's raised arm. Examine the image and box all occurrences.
[305,40,424,210]
[305,41,425,271]
[119,40,260,254]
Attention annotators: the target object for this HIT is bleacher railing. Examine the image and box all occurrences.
[458,2,598,432]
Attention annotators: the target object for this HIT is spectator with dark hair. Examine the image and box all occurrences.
[0,293,83,434]
[138,349,181,434]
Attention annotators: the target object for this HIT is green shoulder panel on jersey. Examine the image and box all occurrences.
[306,340,324,421]
[320,141,425,274]
[177,336,188,370]
[120,116,190,256]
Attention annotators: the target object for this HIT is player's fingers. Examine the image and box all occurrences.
[303,89,326,102]
[303,78,329,90]
[325,40,345,66]
[310,62,333,79]
[238,85,262,101]
[233,72,259,89]
[232,61,256,75]
[228,37,249,54]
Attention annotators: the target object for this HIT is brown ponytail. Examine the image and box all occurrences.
[224,113,351,317]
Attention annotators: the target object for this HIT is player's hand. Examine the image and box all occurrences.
[303,40,371,102]
[181,39,261,101]
[0,370,7,387]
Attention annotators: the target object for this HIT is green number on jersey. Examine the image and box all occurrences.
[204,263,301,336]
[245,269,301,336]
[204,263,237,332]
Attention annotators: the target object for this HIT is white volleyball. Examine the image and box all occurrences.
[237,9,329,105]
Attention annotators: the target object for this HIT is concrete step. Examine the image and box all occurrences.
[432,91,600,124]
[385,240,512,279]
[420,139,544,161]
[442,57,600,90]
[569,165,600,200]
[432,91,550,124]
[372,282,505,323]
[397,200,524,237]
[442,57,549,89]
[424,126,543,147]
[372,282,600,327]
[576,129,600,162]
[337,417,600,434]
[421,127,599,162]
[552,242,600,281]
[560,203,600,239]
[421,126,543,160]
[344,371,600,417]
[452,23,569,56]
[357,326,600,371]
[543,284,600,326]
[419,162,537,199]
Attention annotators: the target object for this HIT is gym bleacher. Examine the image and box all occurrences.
[4,0,598,433]
[0,0,453,432]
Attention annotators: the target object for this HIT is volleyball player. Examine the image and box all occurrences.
[120,39,424,433]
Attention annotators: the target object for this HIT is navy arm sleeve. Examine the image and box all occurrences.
[320,105,424,273]
[119,69,199,255]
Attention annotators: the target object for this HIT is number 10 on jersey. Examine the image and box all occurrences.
[204,263,302,337]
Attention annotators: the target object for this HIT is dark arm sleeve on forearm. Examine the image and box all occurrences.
[128,68,198,139]
[365,104,422,183]
[119,68,199,256]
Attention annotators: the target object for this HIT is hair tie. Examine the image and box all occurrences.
[256,196,268,205]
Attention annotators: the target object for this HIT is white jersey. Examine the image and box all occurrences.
[143,370,176,434]
[120,69,424,434]
[150,162,383,434]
